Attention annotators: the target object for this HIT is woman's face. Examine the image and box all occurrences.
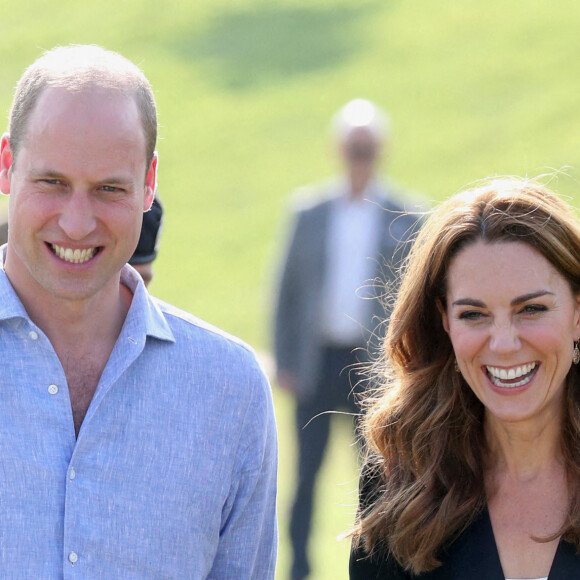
[439,240,580,427]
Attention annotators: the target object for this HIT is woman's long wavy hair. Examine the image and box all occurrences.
[353,177,580,574]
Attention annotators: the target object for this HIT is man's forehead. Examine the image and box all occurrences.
[23,87,146,154]
[344,125,379,144]
[33,86,139,121]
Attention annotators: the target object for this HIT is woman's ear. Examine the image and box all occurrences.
[573,293,580,339]
[436,298,450,334]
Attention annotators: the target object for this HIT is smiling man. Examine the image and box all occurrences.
[0,45,277,578]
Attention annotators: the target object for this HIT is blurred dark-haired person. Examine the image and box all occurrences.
[350,177,580,579]
[0,44,277,578]
[129,195,163,287]
[273,98,419,580]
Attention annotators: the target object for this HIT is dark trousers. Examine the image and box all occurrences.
[290,346,365,580]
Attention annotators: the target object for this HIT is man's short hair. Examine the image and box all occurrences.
[129,196,164,266]
[8,44,157,168]
[331,98,390,144]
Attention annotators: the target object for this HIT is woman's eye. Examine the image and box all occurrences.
[458,310,483,321]
[521,304,548,314]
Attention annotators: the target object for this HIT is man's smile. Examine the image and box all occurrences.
[49,243,98,264]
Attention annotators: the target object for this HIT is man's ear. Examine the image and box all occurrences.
[436,298,450,334]
[143,153,158,211]
[0,134,13,196]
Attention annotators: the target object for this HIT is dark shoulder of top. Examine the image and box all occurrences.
[349,457,502,580]
[357,456,385,512]
[349,542,409,579]
[349,457,411,579]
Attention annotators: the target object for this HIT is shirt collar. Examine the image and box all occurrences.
[121,265,175,343]
[0,245,29,321]
[337,177,383,204]
[0,245,174,344]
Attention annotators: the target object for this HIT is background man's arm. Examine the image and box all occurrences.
[273,207,306,395]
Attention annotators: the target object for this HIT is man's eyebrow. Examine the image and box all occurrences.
[451,290,554,308]
[28,169,133,185]
[28,169,66,179]
[99,177,134,186]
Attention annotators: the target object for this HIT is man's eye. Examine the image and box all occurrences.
[101,185,121,193]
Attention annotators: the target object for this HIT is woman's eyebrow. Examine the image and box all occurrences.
[510,290,553,306]
[451,290,554,308]
[452,298,485,307]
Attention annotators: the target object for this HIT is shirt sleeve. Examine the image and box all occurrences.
[207,361,278,579]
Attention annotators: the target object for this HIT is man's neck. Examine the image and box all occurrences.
[48,286,130,354]
[6,267,132,359]
[347,170,374,198]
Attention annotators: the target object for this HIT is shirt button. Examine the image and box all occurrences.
[69,467,76,481]
[68,552,78,564]
[48,384,59,395]
[29,331,39,340]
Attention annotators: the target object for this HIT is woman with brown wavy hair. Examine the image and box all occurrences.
[350,177,580,579]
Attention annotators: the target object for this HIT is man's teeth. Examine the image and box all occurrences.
[486,362,537,388]
[51,244,96,264]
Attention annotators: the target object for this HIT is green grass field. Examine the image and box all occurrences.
[2,1,580,577]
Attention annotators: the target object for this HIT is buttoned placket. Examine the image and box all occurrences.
[24,322,82,574]
[60,330,146,577]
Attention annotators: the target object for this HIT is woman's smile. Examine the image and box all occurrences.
[484,361,539,388]
[440,240,580,425]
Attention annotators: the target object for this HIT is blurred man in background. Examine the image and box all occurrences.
[273,99,420,580]
[128,195,164,287]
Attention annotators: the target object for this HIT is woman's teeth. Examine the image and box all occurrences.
[486,362,537,388]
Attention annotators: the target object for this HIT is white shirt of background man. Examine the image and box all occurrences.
[320,183,383,347]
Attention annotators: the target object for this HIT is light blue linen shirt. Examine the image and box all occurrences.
[0,259,278,579]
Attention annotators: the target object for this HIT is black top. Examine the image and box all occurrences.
[129,196,164,265]
[350,467,580,579]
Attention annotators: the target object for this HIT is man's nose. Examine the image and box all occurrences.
[58,190,97,240]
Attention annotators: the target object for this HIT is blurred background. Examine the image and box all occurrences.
[2,1,580,578]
